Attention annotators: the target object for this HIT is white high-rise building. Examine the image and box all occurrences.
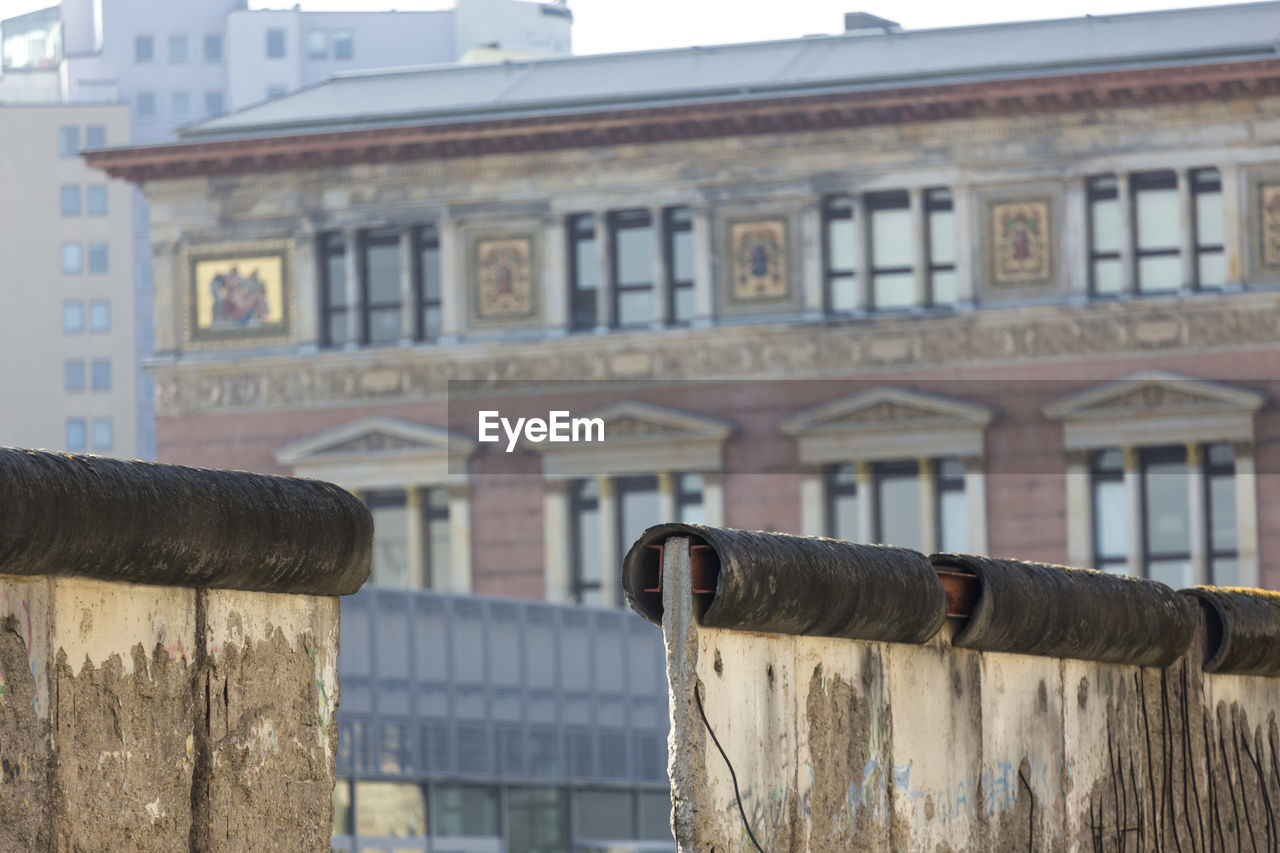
[0,0,573,458]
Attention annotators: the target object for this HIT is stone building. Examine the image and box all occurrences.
[89,2,1280,847]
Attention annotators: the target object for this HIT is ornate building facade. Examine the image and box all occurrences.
[90,3,1280,847]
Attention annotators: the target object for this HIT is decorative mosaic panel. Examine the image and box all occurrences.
[471,235,537,324]
[989,200,1052,286]
[183,240,293,349]
[1260,183,1280,268]
[728,219,789,302]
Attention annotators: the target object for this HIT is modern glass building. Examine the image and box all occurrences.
[332,586,673,852]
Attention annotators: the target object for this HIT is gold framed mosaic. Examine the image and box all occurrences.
[182,239,294,350]
[726,218,790,304]
[469,233,539,326]
[987,199,1053,287]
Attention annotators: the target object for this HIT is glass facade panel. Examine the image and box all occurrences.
[507,787,566,853]
[640,790,673,841]
[576,789,635,841]
[432,784,499,837]
[353,781,426,837]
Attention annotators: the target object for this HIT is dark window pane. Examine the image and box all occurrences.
[432,784,499,837]
[576,789,635,841]
[366,490,412,587]
[875,462,920,549]
[1143,450,1188,557]
[507,787,566,853]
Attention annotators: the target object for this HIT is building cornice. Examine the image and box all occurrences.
[87,58,1280,184]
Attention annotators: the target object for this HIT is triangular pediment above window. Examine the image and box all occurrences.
[781,388,996,436]
[1042,372,1266,421]
[1042,372,1267,451]
[529,401,732,479]
[582,401,734,442]
[274,416,477,466]
[780,388,995,465]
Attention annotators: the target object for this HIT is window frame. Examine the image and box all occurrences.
[664,206,694,325]
[358,227,405,346]
[823,195,856,313]
[567,213,598,332]
[609,208,655,330]
[1087,175,1122,296]
[134,34,154,64]
[866,190,913,310]
[318,232,349,348]
[203,34,224,63]
[925,187,956,306]
[1191,167,1224,289]
[60,184,81,217]
[1131,170,1181,293]
[412,225,442,342]
[58,126,79,158]
[86,185,107,216]
[87,242,108,274]
[265,28,286,59]
[168,34,188,64]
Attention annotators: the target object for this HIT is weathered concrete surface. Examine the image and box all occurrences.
[0,577,343,853]
[660,540,1280,851]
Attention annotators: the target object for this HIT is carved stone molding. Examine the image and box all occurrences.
[152,293,1280,417]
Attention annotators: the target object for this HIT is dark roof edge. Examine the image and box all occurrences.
[0,448,371,596]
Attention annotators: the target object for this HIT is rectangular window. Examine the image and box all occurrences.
[936,457,967,552]
[64,301,84,333]
[84,126,105,149]
[366,490,412,587]
[414,225,441,341]
[134,35,154,63]
[204,91,225,116]
[1193,168,1225,288]
[1133,171,1180,292]
[88,242,108,274]
[1091,449,1128,573]
[89,300,110,332]
[825,463,860,541]
[319,233,348,347]
[676,472,705,524]
[60,185,81,216]
[1141,446,1190,587]
[307,29,327,59]
[874,460,921,549]
[266,28,286,59]
[665,206,694,324]
[62,242,83,274]
[171,91,190,118]
[1088,176,1122,295]
[868,191,913,310]
[266,85,286,100]
[136,91,156,118]
[926,188,957,306]
[169,34,188,63]
[568,214,598,331]
[611,209,654,328]
[66,418,87,451]
[59,126,79,157]
[92,418,113,450]
[333,29,353,60]
[65,360,85,392]
[1206,443,1238,586]
[86,185,107,216]
[90,359,111,391]
[420,487,450,589]
[824,196,856,312]
[204,33,223,62]
[569,478,602,605]
[1091,444,1237,584]
[360,228,403,345]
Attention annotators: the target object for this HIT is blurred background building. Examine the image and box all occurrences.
[0,0,573,459]
[82,1,1280,849]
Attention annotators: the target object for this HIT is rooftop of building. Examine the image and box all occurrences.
[172,1,1280,142]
